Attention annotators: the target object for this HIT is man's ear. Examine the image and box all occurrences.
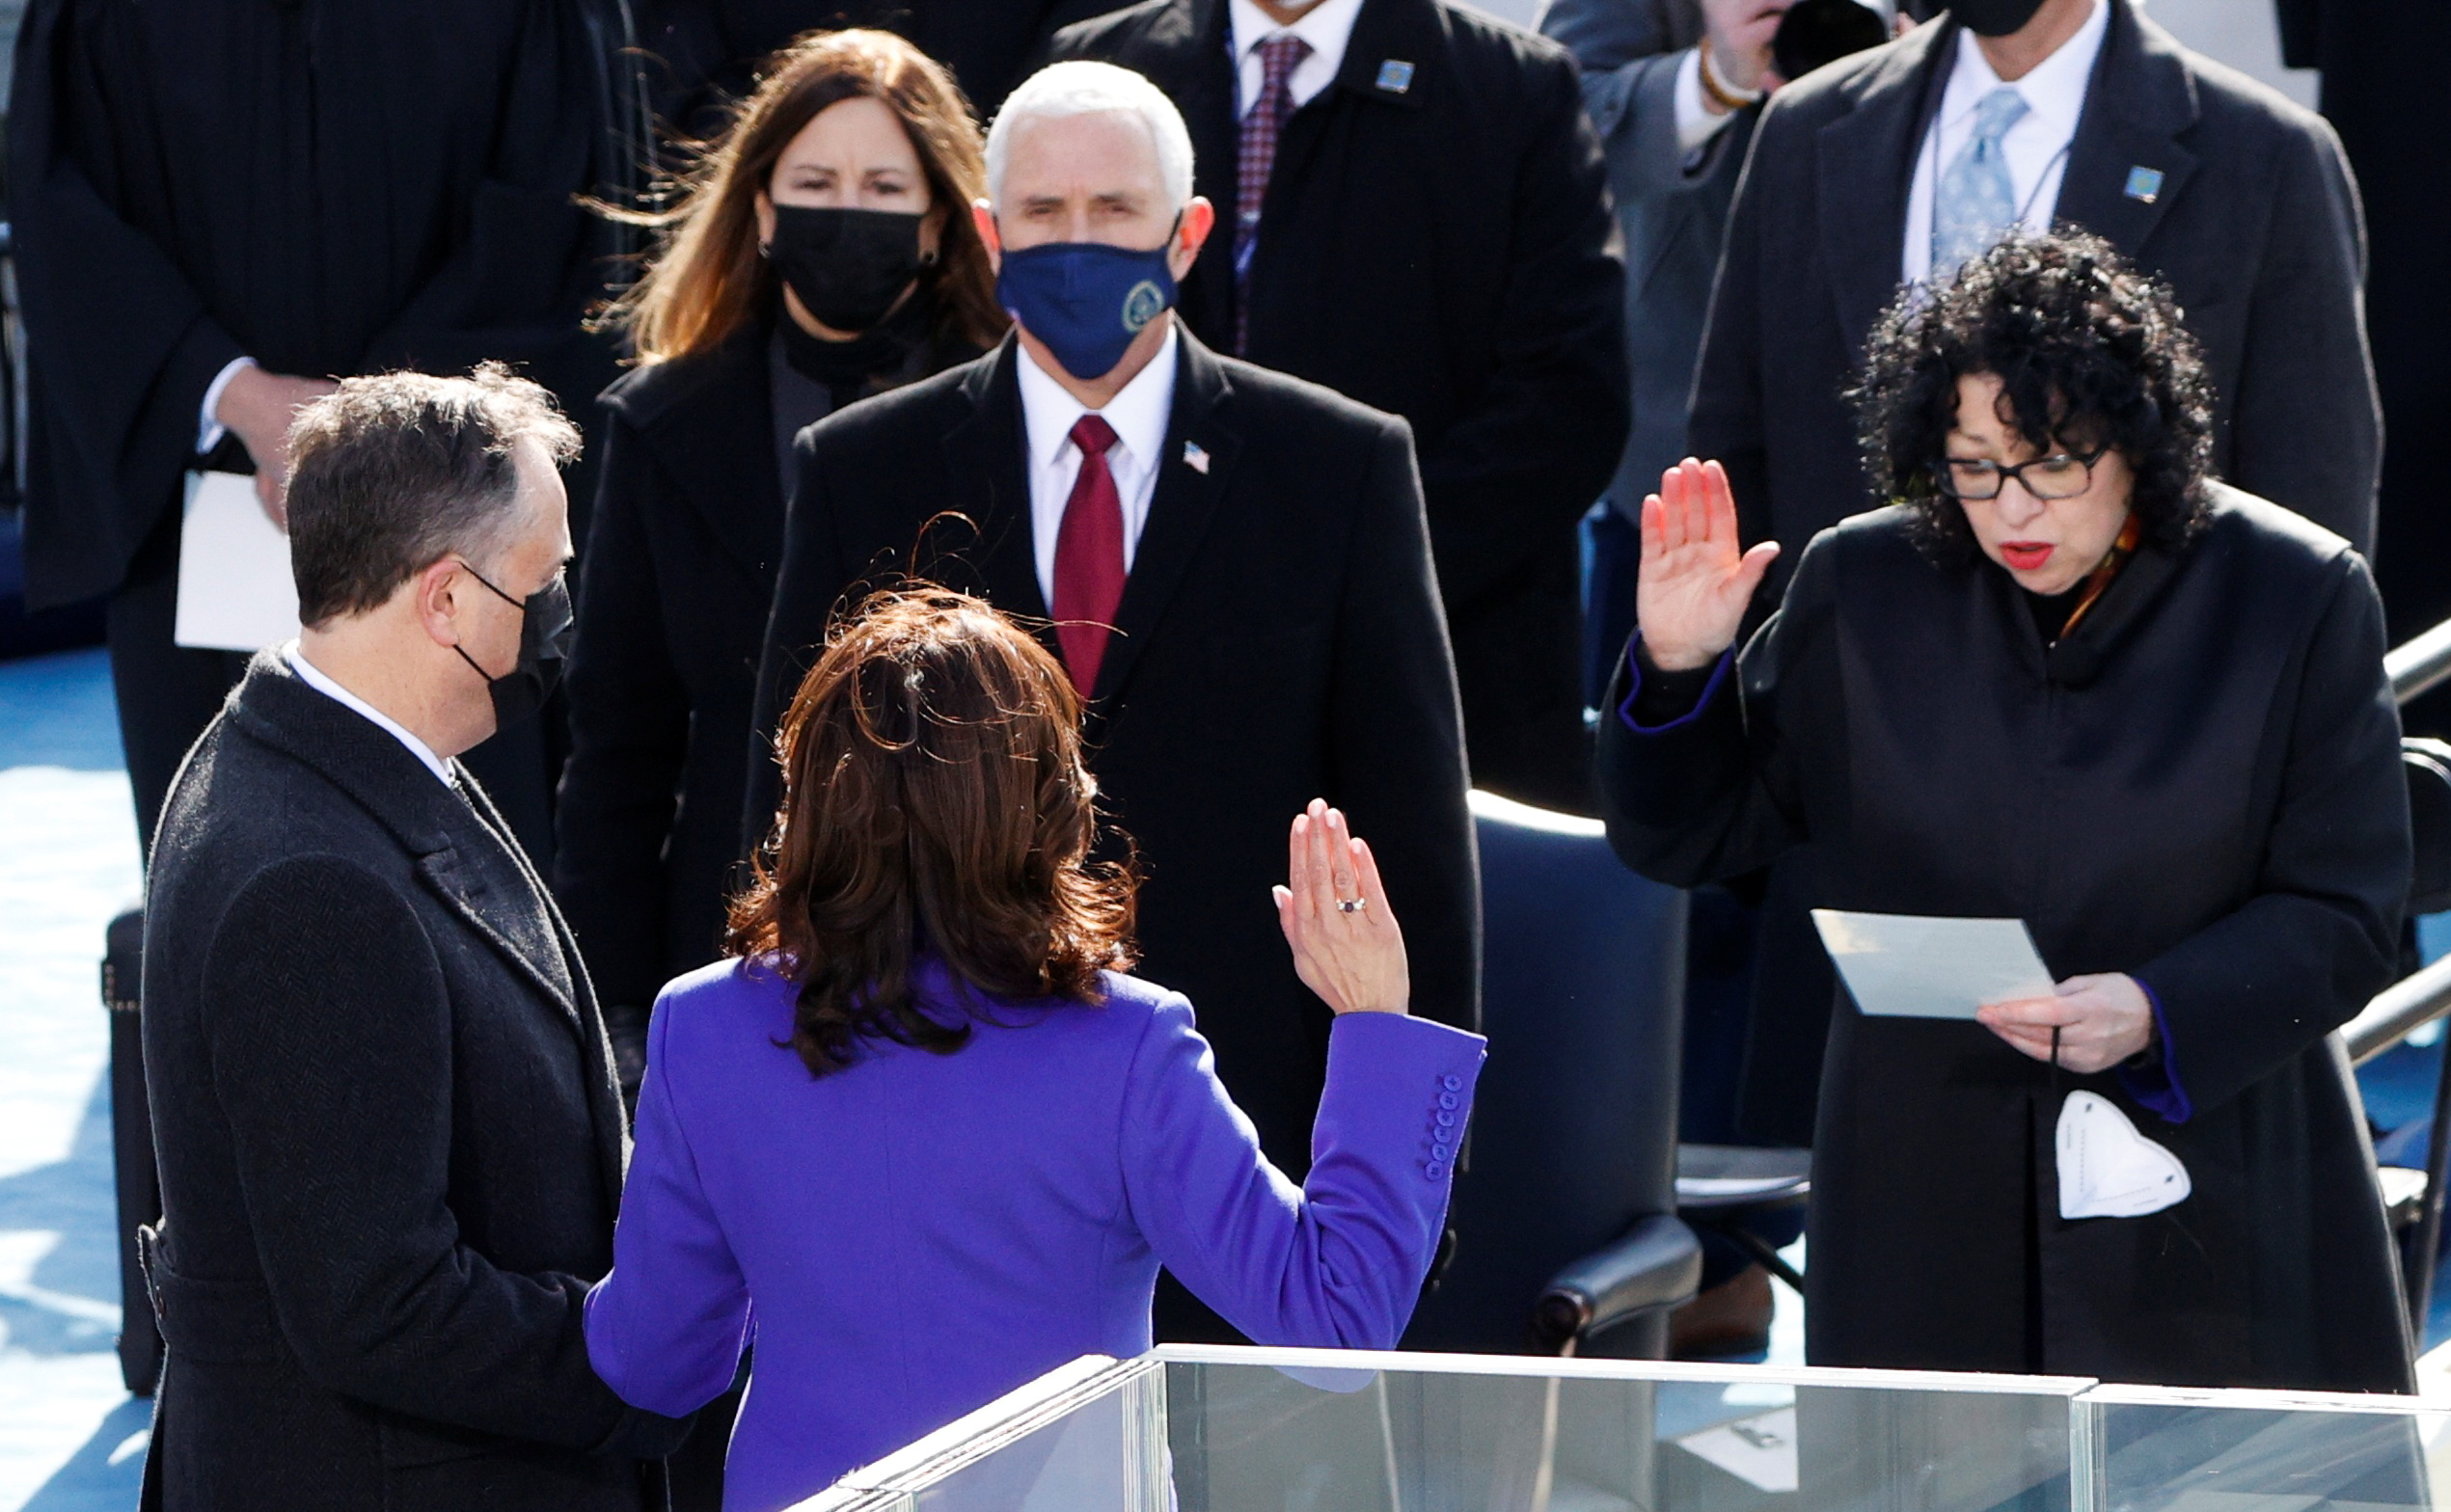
[1172,197,1216,279]
[971,199,1002,274]
[414,558,468,649]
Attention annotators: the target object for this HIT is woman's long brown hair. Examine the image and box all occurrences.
[728,587,1136,1077]
[604,29,1007,364]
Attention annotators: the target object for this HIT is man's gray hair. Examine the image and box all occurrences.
[286,364,579,627]
[986,61,1196,212]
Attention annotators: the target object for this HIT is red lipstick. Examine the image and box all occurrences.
[2001,541,2054,573]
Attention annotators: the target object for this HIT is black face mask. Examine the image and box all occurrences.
[453,563,573,732]
[1949,0,2048,36]
[766,204,932,334]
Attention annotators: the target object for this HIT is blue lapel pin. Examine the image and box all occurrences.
[1183,441,1211,474]
[1375,59,1415,94]
[2123,166,2165,204]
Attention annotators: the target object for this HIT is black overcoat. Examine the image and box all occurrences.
[1598,491,2414,1391]
[746,331,1481,1179]
[1045,0,1627,809]
[139,657,686,1510]
[1684,0,2383,1139]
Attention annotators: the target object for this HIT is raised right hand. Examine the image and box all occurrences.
[218,366,341,530]
[1271,799,1408,1016]
[1635,457,1782,672]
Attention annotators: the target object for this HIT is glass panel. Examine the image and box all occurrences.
[2082,1385,2451,1512]
[1156,1347,2088,1512]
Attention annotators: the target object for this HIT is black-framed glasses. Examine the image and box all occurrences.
[1931,447,2108,501]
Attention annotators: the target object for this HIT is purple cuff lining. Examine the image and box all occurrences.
[2117,978,2192,1124]
[1616,634,1735,735]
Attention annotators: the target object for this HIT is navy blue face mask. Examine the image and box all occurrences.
[994,216,1182,381]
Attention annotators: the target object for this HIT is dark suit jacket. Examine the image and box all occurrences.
[1046,0,1627,810]
[139,656,683,1512]
[555,327,786,1019]
[1558,37,1757,516]
[2276,0,2451,647]
[1692,0,2381,572]
[747,330,1481,1175]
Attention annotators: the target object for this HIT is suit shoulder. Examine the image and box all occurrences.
[2178,46,2336,148]
[599,331,763,425]
[800,358,979,455]
[2196,483,2356,578]
[1048,0,1181,59]
[1434,0,1579,77]
[652,957,790,1040]
[1216,354,1407,439]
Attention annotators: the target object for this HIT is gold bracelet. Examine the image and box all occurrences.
[1698,37,1763,114]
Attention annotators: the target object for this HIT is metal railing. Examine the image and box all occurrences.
[2343,621,2451,1330]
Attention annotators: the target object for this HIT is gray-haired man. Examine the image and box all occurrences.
[138,366,686,1511]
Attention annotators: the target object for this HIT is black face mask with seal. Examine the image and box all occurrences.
[1948,0,2048,37]
[452,563,573,732]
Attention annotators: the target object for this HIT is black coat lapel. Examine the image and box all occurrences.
[926,340,1049,623]
[612,329,783,580]
[1817,22,1955,348]
[2055,0,2199,260]
[1094,329,1240,709]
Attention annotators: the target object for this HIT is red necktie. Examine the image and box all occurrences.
[1234,33,1312,354]
[1051,414,1126,694]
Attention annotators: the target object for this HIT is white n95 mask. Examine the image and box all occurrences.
[2056,1091,2190,1220]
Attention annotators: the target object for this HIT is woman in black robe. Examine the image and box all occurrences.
[1599,231,2413,1391]
[556,29,1002,1079]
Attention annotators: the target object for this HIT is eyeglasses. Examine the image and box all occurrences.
[1931,447,2107,501]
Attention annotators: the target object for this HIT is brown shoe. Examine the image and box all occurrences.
[1669,1262,1775,1360]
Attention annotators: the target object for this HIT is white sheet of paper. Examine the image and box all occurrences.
[174,470,301,652]
[1811,909,2056,1020]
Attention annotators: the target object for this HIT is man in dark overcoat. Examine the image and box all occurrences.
[137,369,686,1511]
[1042,0,1626,810]
[1685,0,2382,1145]
[747,62,1480,1341]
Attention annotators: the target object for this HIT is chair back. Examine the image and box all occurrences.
[1403,791,1688,1353]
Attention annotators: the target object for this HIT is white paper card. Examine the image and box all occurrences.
[174,470,301,651]
[1811,909,2055,1020]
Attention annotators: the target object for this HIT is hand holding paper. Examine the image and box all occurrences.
[1976,974,2155,1074]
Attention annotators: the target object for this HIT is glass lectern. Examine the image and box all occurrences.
[786,1345,2451,1512]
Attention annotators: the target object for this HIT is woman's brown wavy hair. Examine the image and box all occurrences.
[728,586,1136,1077]
[603,29,1007,364]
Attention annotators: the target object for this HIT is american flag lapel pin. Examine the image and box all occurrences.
[1183,441,1211,474]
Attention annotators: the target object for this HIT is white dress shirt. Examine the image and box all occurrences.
[197,355,257,453]
[1017,322,1181,607]
[1228,0,1366,117]
[1671,46,1753,158]
[1900,0,2110,287]
[286,642,457,787]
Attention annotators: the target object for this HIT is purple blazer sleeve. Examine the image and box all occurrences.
[1120,999,1486,1349]
[584,1001,752,1417]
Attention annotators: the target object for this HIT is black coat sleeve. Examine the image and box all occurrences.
[2220,116,2380,557]
[9,0,246,580]
[1595,528,1834,886]
[2135,554,2407,1115]
[357,0,617,379]
[554,417,694,1012]
[199,854,684,1456]
[1416,52,1629,608]
[742,427,845,852]
[1331,417,1482,1032]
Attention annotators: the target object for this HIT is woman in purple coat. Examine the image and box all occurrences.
[584,587,1485,1511]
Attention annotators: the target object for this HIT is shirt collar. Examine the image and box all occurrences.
[286,642,457,788]
[1943,0,2110,140]
[1016,320,1180,476]
[1227,0,1366,71]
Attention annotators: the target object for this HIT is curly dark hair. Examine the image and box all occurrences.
[1850,230,2217,557]
[727,585,1135,1077]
